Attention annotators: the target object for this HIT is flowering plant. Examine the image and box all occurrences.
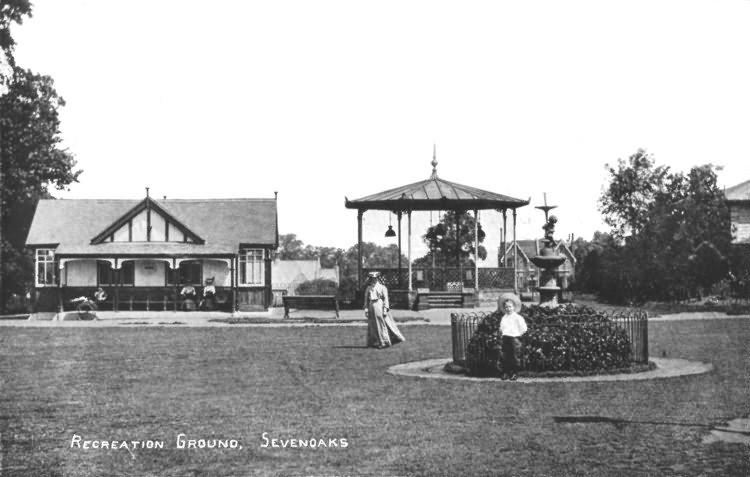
[465,304,633,377]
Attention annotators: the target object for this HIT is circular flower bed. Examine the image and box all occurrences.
[464,304,636,377]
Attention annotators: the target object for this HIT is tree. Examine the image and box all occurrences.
[0,1,32,54]
[277,233,316,260]
[337,242,408,299]
[688,241,729,299]
[315,246,344,269]
[1,59,81,309]
[415,210,486,267]
[599,149,669,238]
[569,232,618,292]
[275,234,410,299]
[276,234,345,269]
[641,164,732,299]
[589,154,732,303]
[1,1,33,91]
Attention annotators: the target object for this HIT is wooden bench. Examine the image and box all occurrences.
[282,295,339,319]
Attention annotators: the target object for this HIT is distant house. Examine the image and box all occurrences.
[726,179,750,244]
[271,258,340,305]
[498,239,576,292]
[25,195,278,313]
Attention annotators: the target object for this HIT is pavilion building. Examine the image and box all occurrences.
[25,192,278,314]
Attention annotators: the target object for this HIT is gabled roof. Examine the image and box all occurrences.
[345,158,529,211]
[725,180,750,203]
[90,196,204,245]
[499,239,576,264]
[25,197,278,255]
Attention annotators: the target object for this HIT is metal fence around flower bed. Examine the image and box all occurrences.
[451,309,649,371]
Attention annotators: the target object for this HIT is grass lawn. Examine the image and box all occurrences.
[2,320,750,477]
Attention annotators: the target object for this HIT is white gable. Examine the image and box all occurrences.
[110,207,189,242]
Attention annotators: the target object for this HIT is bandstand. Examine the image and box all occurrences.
[345,151,529,310]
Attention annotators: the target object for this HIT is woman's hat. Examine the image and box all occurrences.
[498,292,522,311]
[366,271,381,279]
[205,277,214,284]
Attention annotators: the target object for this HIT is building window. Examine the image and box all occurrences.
[97,262,135,286]
[96,262,135,286]
[167,261,202,286]
[97,262,117,286]
[104,261,136,286]
[239,249,265,285]
[36,249,56,286]
[120,262,135,286]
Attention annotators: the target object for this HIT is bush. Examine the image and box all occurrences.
[336,276,359,301]
[725,300,750,316]
[294,279,338,296]
[5,293,31,314]
[465,304,633,377]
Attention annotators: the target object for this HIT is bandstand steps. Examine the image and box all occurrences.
[426,293,464,308]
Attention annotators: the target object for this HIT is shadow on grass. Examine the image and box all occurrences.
[554,415,750,435]
[207,318,275,324]
[207,316,428,325]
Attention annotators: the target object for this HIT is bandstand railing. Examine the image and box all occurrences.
[363,267,516,290]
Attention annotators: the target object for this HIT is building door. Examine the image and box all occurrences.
[237,289,265,311]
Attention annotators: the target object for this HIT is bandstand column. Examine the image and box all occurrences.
[397,211,402,288]
[357,209,364,290]
[407,210,412,292]
[513,208,518,295]
[456,210,462,287]
[474,209,479,290]
[502,209,508,266]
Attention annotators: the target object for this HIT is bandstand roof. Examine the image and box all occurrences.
[345,156,529,212]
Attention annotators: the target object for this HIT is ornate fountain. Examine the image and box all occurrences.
[530,200,566,307]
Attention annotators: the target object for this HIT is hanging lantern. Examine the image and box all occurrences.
[385,212,397,237]
[434,210,446,236]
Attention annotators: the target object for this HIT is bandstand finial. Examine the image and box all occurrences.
[431,144,438,178]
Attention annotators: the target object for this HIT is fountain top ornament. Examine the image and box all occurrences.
[533,216,566,265]
[540,215,559,252]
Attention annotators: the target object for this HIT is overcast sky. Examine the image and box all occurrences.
[11,0,750,264]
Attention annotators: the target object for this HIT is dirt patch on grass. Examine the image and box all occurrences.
[703,417,750,445]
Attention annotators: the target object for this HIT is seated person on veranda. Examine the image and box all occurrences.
[180,282,197,310]
[93,287,108,308]
[200,277,216,310]
[94,287,107,301]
